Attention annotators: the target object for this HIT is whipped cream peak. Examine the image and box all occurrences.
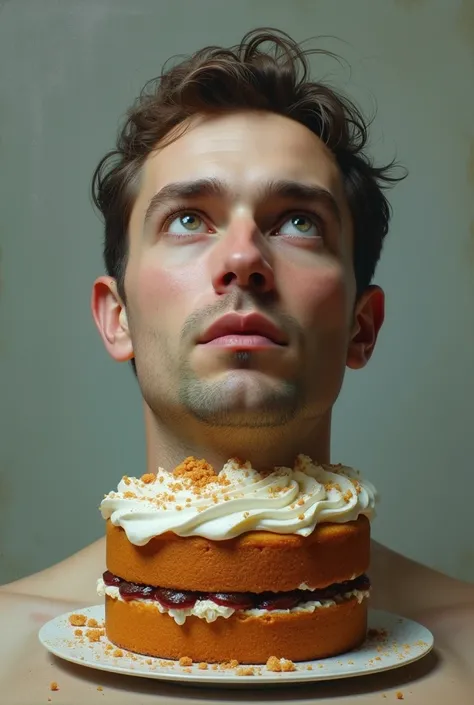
[100,454,377,545]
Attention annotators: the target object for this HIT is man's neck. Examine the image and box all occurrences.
[144,404,332,472]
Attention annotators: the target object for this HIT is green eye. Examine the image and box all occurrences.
[292,216,312,232]
[180,213,202,230]
[278,214,320,238]
[165,212,206,235]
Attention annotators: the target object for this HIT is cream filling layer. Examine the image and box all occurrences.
[97,578,370,626]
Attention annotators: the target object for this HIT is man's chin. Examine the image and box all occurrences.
[179,370,301,427]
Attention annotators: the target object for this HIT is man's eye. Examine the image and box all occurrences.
[277,214,321,238]
[165,212,207,234]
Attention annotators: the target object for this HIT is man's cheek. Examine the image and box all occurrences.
[133,263,169,308]
[288,270,348,328]
[139,260,203,306]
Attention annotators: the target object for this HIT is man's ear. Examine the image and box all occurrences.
[91,277,134,362]
[346,285,385,370]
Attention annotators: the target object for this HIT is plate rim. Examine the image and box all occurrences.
[38,605,434,685]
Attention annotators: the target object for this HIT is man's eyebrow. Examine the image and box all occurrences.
[258,179,342,226]
[143,178,225,225]
[143,177,342,226]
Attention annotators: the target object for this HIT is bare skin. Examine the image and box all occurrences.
[1,112,472,702]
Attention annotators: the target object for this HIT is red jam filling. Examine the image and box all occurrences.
[102,571,370,611]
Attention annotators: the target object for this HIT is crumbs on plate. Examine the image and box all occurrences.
[266,656,296,672]
[68,613,87,627]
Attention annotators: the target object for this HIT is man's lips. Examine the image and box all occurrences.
[198,312,288,349]
[202,334,280,349]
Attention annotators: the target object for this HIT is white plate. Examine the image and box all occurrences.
[39,605,433,685]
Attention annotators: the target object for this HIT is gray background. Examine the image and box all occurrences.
[1,0,473,585]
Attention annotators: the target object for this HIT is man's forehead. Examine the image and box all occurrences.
[142,112,342,192]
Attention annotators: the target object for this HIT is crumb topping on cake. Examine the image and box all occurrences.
[141,473,156,484]
[101,454,377,545]
[174,457,216,485]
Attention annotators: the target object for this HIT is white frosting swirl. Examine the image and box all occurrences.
[100,454,377,546]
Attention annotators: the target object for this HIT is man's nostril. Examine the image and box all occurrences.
[250,272,266,289]
[223,272,235,286]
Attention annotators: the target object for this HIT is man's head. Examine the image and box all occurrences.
[91,29,403,435]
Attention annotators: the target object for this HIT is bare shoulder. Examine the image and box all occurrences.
[0,538,105,603]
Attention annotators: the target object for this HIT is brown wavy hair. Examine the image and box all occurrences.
[92,28,405,301]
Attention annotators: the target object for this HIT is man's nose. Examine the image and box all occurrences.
[210,218,275,295]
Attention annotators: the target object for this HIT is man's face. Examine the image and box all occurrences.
[120,111,360,427]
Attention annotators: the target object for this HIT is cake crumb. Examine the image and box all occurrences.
[97,686,103,692]
[122,475,131,485]
[266,656,295,672]
[87,618,99,628]
[219,659,239,670]
[298,513,305,520]
[179,656,193,667]
[173,456,216,490]
[236,667,255,676]
[281,658,296,672]
[211,664,218,671]
[146,659,153,665]
[325,481,342,492]
[306,664,313,670]
[105,643,114,652]
[266,656,281,672]
[123,490,137,499]
[86,629,104,643]
[396,693,404,700]
[113,649,124,658]
[50,682,59,691]
[141,473,156,484]
[198,662,208,670]
[69,613,87,627]
[74,629,83,637]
